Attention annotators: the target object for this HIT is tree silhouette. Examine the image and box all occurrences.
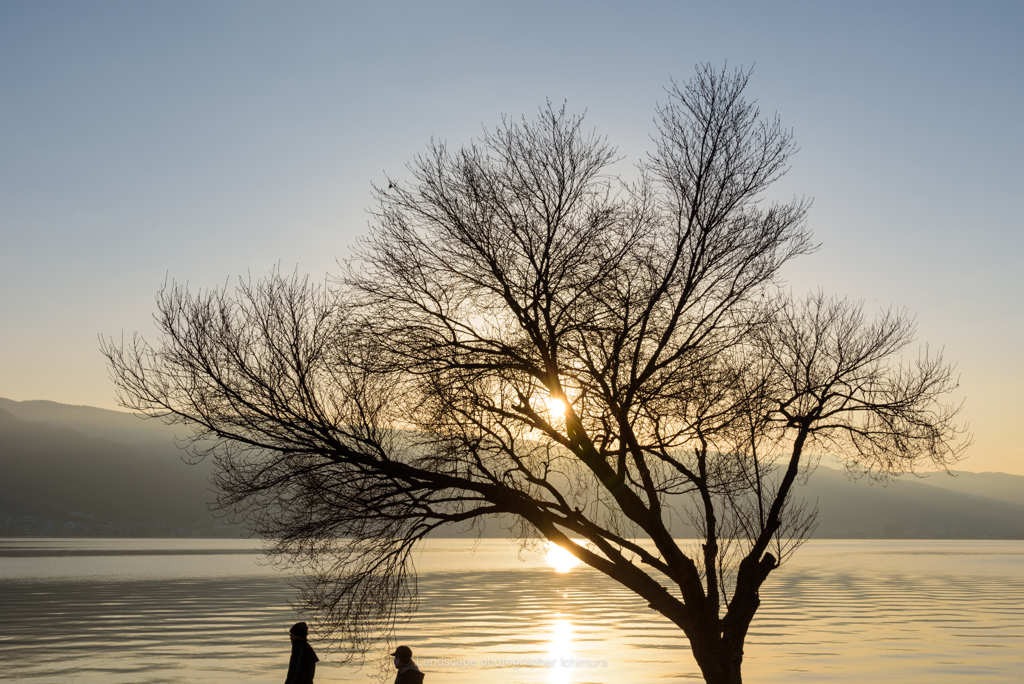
[103,64,969,684]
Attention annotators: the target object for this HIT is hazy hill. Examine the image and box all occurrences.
[905,469,1024,507]
[800,466,1024,538]
[0,402,232,536]
[1,397,1021,539]
[0,397,187,457]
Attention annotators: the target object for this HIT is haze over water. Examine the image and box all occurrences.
[2,538,1021,683]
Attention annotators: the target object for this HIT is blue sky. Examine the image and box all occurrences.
[2,1,1022,473]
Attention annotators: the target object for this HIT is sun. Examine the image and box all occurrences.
[545,541,581,573]
[545,396,566,417]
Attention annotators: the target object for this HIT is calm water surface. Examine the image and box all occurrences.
[1,538,1021,683]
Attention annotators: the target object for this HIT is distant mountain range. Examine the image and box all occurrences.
[1,397,1022,539]
[0,398,232,537]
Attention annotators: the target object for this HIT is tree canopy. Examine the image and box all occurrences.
[104,64,969,684]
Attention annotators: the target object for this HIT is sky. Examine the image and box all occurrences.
[1,1,1022,474]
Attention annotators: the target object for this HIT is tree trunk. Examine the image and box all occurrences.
[692,637,745,684]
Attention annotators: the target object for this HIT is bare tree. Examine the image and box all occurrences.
[103,64,969,684]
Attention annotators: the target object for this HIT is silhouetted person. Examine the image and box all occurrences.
[391,645,424,684]
[286,622,318,684]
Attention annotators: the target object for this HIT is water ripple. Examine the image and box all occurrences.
[1,539,1022,683]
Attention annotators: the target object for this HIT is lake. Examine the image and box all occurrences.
[1,538,1021,683]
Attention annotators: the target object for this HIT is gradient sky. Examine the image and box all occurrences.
[2,1,1022,474]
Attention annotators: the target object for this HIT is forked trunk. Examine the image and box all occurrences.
[685,588,758,684]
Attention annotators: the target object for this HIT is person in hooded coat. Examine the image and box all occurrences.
[285,622,319,684]
[391,645,424,684]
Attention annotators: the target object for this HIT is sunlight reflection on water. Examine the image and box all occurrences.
[547,618,572,684]
[1,538,1022,683]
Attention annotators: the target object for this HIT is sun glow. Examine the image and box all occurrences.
[545,541,582,573]
[545,396,566,416]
